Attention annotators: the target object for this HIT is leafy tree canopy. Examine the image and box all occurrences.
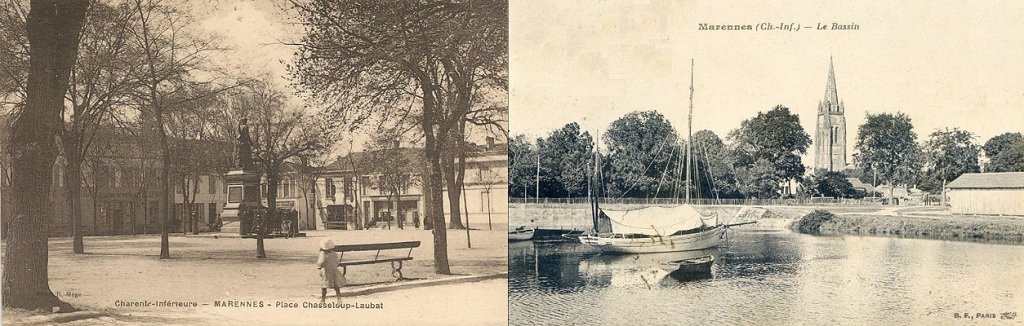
[983,132,1023,158]
[508,134,536,198]
[690,129,740,198]
[734,158,783,199]
[984,132,1024,172]
[917,127,980,192]
[728,105,810,198]
[602,110,678,198]
[728,105,811,167]
[853,112,920,190]
[537,122,592,197]
[807,171,856,198]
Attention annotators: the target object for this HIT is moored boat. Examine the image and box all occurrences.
[508,227,536,241]
[532,228,583,241]
[660,254,714,273]
[580,60,753,254]
[580,204,726,253]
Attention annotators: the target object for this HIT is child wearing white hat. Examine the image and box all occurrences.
[317,238,342,302]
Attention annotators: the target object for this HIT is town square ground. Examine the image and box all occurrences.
[1,228,509,325]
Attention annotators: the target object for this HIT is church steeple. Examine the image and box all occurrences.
[814,57,848,172]
[823,56,839,106]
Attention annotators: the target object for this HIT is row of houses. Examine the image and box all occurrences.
[313,140,509,230]
[274,139,510,231]
[0,120,509,236]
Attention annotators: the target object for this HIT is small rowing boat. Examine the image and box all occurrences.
[660,254,714,273]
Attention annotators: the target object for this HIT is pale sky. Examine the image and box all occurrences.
[193,0,507,152]
[509,0,1024,157]
[193,0,399,154]
[196,0,297,94]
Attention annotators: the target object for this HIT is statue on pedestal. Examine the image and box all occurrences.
[236,117,254,170]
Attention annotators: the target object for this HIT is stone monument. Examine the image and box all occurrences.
[220,118,262,235]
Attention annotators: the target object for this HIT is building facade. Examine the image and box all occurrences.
[0,115,231,237]
[947,172,1024,216]
[813,58,848,172]
[1,149,202,237]
[174,175,229,233]
[312,139,509,230]
[2,119,508,235]
[440,142,510,229]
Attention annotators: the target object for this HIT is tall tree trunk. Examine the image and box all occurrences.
[91,194,99,236]
[444,166,466,229]
[64,153,84,253]
[417,66,449,274]
[423,121,450,274]
[191,176,199,234]
[183,176,198,234]
[139,148,149,234]
[2,0,89,311]
[191,206,199,234]
[443,61,474,230]
[141,198,148,234]
[392,193,401,230]
[157,109,171,259]
[258,173,277,259]
[425,152,450,274]
[191,175,198,234]
[422,173,434,231]
[443,122,469,229]
[302,183,313,231]
[444,160,465,230]
[179,177,189,234]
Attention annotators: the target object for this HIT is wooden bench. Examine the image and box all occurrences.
[334,241,420,280]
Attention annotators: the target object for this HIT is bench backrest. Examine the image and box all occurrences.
[333,241,421,252]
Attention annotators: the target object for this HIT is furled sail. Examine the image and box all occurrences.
[600,204,715,236]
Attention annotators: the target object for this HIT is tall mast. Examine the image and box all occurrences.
[686,59,694,204]
[589,129,598,231]
[535,149,540,202]
[587,132,595,232]
[594,130,601,232]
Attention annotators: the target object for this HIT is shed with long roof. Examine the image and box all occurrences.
[946,172,1024,216]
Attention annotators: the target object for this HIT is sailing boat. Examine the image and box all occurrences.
[580,59,752,254]
[579,205,727,253]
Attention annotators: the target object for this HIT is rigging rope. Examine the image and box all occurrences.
[613,136,674,199]
[699,140,722,204]
[652,145,679,201]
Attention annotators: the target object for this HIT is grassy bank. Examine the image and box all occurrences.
[794,210,1024,244]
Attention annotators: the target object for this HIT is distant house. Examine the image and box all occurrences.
[314,138,509,230]
[946,172,1024,216]
[846,177,874,194]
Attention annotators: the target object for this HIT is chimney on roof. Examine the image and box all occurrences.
[486,136,494,149]
[392,140,400,149]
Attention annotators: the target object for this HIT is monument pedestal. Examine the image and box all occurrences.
[219,221,240,235]
[220,169,262,235]
[221,118,264,236]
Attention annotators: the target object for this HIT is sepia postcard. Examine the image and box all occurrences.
[508,0,1023,325]
[4,0,1024,325]
[2,0,508,325]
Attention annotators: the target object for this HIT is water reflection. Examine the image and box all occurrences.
[510,230,1024,325]
[511,240,732,290]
